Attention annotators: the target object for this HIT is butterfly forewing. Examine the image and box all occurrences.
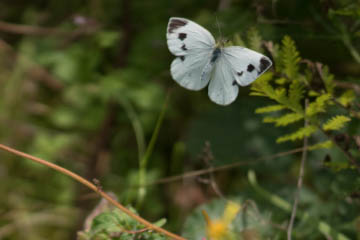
[223,47,272,86]
[167,17,215,56]
[167,17,216,90]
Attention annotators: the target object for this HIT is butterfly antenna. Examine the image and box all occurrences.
[215,15,223,42]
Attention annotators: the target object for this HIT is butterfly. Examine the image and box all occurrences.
[166,17,272,105]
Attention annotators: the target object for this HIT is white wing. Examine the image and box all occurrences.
[208,56,239,106]
[223,46,272,86]
[167,17,216,90]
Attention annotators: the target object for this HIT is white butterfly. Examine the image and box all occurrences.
[166,17,272,106]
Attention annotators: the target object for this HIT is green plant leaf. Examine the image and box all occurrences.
[280,36,301,79]
[323,115,351,131]
[306,93,331,116]
[277,125,317,143]
[255,104,286,114]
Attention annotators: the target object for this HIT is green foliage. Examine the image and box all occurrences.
[306,94,332,117]
[78,208,168,240]
[321,66,336,95]
[1,2,360,240]
[337,90,355,107]
[279,36,301,79]
[246,27,262,53]
[252,35,355,147]
[277,125,317,143]
[182,198,276,240]
[255,104,285,114]
[263,112,304,127]
[323,115,351,131]
[288,80,304,112]
[308,140,333,150]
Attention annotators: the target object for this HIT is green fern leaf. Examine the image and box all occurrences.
[233,33,246,47]
[323,115,351,131]
[255,105,286,113]
[275,77,287,85]
[280,36,301,79]
[306,93,331,116]
[288,80,304,112]
[263,116,278,123]
[274,112,304,126]
[247,27,262,52]
[250,73,275,98]
[263,113,304,126]
[321,66,336,94]
[308,140,333,150]
[337,90,355,107]
[277,125,317,143]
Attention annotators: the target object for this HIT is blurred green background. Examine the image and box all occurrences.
[0,0,359,239]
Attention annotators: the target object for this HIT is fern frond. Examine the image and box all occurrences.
[275,113,304,126]
[263,113,304,126]
[288,80,304,112]
[323,115,351,131]
[250,73,275,97]
[276,125,317,143]
[274,88,288,104]
[275,78,287,85]
[306,93,331,116]
[321,66,335,94]
[308,140,333,150]
[337,90,355,107]
[263,116,278,123]
[247,27,262,52]
[255,105,286,114]
[233,33,246,47]
[280,36,301,79]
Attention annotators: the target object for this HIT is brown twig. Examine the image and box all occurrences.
[334,81,360,95]
[199,142,225,199]
[0,143,186,240]
[140,147,304,187]
[287,99,309,240]
[0,20,99,37]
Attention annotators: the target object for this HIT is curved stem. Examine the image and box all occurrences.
[0,143,185,240]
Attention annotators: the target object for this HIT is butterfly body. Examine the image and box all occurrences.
[210,47,221,63]
[166,17,272,105]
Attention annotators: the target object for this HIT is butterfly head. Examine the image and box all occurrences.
[216,38,231,48]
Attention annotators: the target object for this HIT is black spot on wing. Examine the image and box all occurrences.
[237,71,243,76]
[168,19,188,33]
[258,57,271,75]
[179,56,185,61]
[181,44,187,51]
[178,33,187,41]
[247,64,255,72]
[232,80,237,86]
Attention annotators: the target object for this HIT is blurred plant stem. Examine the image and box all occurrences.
[287,99,309,240]
[119,97,146,162]
[136,92,170,208]
[342,33,360,64]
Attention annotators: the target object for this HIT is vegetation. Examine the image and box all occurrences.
[0,0,359,239]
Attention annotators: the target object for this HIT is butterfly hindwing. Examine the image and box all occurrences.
[170,48,213,90]
[223,46,272,86]
[208,55,239,105]
[167,17,216,90]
